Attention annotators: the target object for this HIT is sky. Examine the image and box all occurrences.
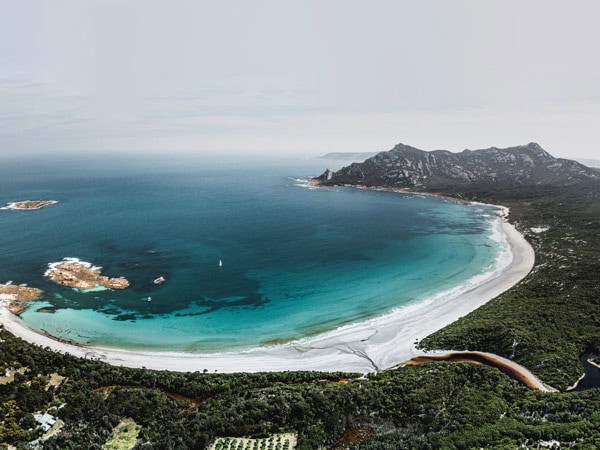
[1,0,600,159]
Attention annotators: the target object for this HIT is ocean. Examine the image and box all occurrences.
[0,154,502,352]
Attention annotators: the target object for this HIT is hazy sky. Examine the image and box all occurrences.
[2,1,600,158]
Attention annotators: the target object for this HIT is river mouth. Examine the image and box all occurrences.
[567,354,600,391]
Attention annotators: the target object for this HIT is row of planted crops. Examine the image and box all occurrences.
[210,433,296,450]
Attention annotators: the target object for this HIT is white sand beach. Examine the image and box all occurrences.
[0,208,534,374]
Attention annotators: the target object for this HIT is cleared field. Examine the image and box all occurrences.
[103,418,141,450]
[208,433,297,450]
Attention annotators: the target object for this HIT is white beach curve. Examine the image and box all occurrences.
[0,209,534,374]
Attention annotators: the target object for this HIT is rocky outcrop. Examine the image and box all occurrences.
[316,143,598,190]
[2,200,58,210]
[0,282,43,314]
[45,259,130,290]
[322,168,334,181]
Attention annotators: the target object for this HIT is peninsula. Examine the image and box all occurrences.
[315,142,600,390]
[316,142,598,189]
[2,200,58,210]
[45,258,130,290]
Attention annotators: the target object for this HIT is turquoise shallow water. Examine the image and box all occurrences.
[0,154,501,352]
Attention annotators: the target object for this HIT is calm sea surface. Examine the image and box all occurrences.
[0,154,501,352]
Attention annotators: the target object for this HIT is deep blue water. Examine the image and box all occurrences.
[0,154,502,352]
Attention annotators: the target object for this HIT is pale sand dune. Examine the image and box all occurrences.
[0,209,534,374]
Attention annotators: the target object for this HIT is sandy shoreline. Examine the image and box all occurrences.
[0,206,534,374]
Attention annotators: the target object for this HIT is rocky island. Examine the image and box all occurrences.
[0,282,43,314]
[45,258,130,290]
[2,200,58,210]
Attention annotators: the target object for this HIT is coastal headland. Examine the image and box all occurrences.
[314,144,600,390]
[45,258,130,290]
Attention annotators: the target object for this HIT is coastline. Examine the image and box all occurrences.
[0,204,535,374]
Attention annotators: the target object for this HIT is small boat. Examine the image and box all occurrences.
[146,296,152,302]
[153,276,166,285]
[218,259,223,267]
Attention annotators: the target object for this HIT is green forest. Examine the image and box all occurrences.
[3,328,600,449]
[2,180,600,449]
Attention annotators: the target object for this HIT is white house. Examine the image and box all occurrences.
[34,412,56,432]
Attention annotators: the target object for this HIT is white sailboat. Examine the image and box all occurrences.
[218,259,223,267]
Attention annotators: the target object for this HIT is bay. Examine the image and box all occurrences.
[0,154,501,352]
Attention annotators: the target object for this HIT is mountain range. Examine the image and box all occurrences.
[317,143,598,190]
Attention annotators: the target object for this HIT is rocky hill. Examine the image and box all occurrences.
[316,142,598,190]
